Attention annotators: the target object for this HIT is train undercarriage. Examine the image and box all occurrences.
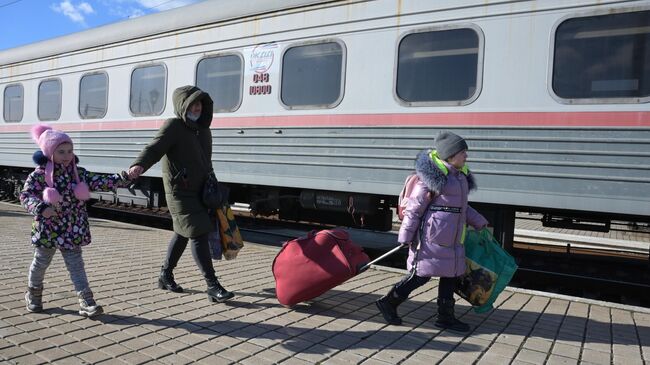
[2,165,648,253]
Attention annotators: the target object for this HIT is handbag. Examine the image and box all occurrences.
[202,170,228,208]
[208,230,222,260]
[216,205,244,260]
[455,229,518,313]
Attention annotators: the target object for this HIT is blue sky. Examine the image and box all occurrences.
[0,0,204,51]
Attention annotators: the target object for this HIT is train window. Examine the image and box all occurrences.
[79,73,108,119]
[280,41,345,109]
[3,84,23,123]
[38,79,62,121]
[196,54,243,112]
[396,28,482,106]
[552,10,650,102]
[130,64,166,116]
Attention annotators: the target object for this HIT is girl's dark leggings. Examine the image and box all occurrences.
[393,271,457,300]
[162,232,215,280]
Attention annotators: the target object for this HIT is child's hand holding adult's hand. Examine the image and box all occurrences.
[127,165,144,180]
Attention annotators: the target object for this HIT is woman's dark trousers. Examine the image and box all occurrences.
[159,232,233,302]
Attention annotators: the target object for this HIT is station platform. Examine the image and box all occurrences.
[513,213,650,257]
[1,202,649,365]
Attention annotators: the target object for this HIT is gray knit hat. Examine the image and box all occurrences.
[435,131,468,160]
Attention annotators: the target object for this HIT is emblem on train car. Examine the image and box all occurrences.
[250,43,277,74]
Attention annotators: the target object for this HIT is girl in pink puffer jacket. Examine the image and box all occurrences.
[376,131,488,332]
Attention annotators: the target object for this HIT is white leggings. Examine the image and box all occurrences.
[28,246,90,293]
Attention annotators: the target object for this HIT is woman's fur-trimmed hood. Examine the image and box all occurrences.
[172,85,214,129]
[414,149,476,195]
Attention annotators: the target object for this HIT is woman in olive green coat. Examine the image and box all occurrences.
[128,85,234,303]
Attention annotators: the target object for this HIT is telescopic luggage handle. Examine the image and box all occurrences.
[357,243,407,273]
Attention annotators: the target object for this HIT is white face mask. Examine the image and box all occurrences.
[186,112,200,122]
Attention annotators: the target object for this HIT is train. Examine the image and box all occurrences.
[1,0,649,249]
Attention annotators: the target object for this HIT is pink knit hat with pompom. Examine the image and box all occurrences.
[30,124,90,204]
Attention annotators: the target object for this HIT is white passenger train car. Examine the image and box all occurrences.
[1,0,649,245]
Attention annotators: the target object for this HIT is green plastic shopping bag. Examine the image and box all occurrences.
[455,229,518,313]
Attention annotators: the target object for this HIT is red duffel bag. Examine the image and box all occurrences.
[272,229,370,307]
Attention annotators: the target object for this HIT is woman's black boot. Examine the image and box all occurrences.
[435,298,470,332]
[158,266,183,293]
[375,288,406,325]
[206,277,234,303]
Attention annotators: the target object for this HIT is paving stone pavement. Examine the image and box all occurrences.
[1,203,649,365]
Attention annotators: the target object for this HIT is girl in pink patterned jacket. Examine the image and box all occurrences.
[20,124,129,317]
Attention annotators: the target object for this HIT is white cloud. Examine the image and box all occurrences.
[52,1,95,26]
[77,2,94,14]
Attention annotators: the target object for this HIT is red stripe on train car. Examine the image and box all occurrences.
[0,111,649,132]
[211,112,650,127]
